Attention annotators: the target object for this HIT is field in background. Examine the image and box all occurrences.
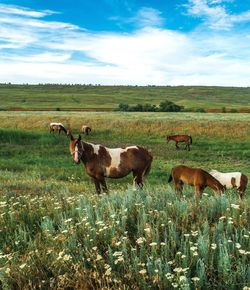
[0,111,249,289]
[0,84,250,111]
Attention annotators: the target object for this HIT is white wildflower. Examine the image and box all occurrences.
[149,242,157,246]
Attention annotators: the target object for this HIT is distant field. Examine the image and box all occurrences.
[0,84,250,111]
[0,112,249,289]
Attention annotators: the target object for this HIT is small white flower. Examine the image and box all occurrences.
[112,251,123,257]
[231,204,240,210]
[239,249,246,255]
[235,243,241,249]
[19,263,26,269]
[191,277,200,282]
[149,242,157,246]
[179,275,187,282]
[136,237,146,245]
[139,269,147,275]
[96,254,102,261]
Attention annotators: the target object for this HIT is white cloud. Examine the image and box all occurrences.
[133,7,164,28]
[0,4,250,86]
[0,4,55,18]
[186,0,250,30]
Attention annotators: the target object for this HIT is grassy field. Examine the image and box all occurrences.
[0,112,249,289]
[0,84,250,111]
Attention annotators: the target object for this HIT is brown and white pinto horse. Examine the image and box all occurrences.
[49,122,67,135]
[168,165,225,198]
[68,132,153,194]
[209,169,248,199]
[81,125,91,135]
[166,135,192,151]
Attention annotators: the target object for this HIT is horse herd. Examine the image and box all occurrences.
[49,122,248,199]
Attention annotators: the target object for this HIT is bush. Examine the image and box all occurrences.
[158,100,183,112]
[195,108,206,113]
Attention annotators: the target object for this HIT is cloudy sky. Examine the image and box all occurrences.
[0,0,250,86]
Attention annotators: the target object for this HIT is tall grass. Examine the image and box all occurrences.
[0,112,249,289]
[0,186,249,289]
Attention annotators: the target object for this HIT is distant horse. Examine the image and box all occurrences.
[81,125,91,135]
[166,135,192,151]
[168,165,225,198]
[67,132,153,194]
[49,122,67,135]
[209,169,248,199]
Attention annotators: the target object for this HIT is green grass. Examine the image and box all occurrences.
[0,112,249,289]
[0,84,250,110]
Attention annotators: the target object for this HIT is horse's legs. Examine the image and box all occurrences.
[185,142,190,151]
[92,177,101,194]
[175,142,180,150]
[133,171,143,188]
[175,181,183,195]
[195,185,203,199]
[237,188,244,199]
[100,178,109,194]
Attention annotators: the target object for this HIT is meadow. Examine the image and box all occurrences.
[0,84,250,111]
[0,111,249,289]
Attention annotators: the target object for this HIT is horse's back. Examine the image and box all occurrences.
[210,170,242,188]
[172,165,208,183]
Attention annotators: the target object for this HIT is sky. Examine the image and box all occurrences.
[0,0,250,86]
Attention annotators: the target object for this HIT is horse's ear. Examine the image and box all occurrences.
[67,130,74,141]
[78,134,81,141]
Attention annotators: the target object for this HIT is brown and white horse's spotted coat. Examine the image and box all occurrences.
[81,125,91,135]
[68,133,153,194]
[209,169,248,199]
[49,122,67,135]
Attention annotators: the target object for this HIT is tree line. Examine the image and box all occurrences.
[114,100,184,112]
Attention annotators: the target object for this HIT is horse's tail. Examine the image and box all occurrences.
[189,135,192,144]
[168,171,173,183]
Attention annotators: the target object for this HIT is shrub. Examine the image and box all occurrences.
[158,100,183,112]
[195,108,206,113]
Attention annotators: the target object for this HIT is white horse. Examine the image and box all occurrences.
[209,169,248,199]
[49,122,67,135]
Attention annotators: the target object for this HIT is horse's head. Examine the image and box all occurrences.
[68,132,82,164]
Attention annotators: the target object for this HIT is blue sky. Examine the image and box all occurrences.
[0,0,250,85]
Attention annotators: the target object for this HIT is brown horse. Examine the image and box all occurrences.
[81,125,91,135]
[49,122,67,135]
[168,165,225,198]
[68,132,153,194]
[166,135,192,151]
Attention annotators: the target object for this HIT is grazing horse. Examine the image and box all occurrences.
[81,125,91,135]
[168,165,225,198]
[209,169,248,199]
[166,135,192,151]
[68,132,153,194]
[49,122,67,135]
